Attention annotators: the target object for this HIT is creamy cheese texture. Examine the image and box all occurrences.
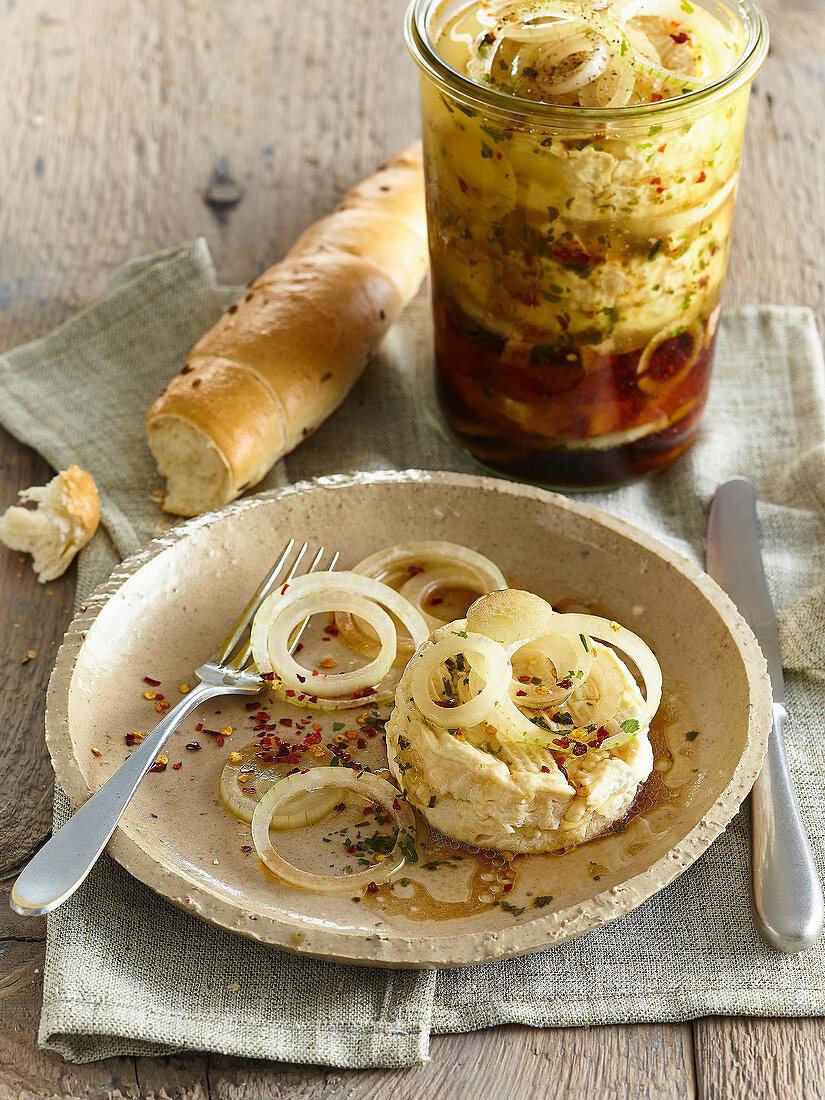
[387,623,656,853]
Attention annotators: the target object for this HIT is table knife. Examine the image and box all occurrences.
[707,477,824,952]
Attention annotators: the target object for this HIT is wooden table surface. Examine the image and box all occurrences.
[1,1,823,1096]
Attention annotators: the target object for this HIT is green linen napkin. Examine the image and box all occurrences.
[2,240,825,1066]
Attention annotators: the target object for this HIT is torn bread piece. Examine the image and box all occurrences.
[0,465,100,582]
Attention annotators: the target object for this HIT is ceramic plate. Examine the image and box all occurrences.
[46,471,771,967]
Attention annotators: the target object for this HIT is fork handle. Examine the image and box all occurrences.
[11,682,223,917]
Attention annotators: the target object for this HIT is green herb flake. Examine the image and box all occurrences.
[480,142,493,159]
[533,895,554,908]
[333,722,344,731]
[398,830,419,865]
[499,900,525,916]
[428,795,437,808]
[620,719,640,735]
[648,124,663,136]
[685,729,701,741]
[579,633,590,652]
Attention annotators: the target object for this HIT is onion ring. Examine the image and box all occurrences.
[251,571,428,707]
[251,767,416,895]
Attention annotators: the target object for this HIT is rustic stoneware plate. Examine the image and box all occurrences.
[46,471,772,967]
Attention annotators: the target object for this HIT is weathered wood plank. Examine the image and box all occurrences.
[205,1023,695,1100]
[693,1017,825,1100]
[0,933,139,1100]
[0,430,77,877]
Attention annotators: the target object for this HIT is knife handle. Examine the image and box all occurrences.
[751,704,824,952]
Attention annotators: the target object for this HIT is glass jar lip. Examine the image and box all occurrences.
[405,0,769,123]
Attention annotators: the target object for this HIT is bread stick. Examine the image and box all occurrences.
[146,143,427,516]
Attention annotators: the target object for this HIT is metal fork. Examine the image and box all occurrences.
[11,540,337,917]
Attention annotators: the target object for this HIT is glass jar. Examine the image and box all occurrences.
[405,0,769,488]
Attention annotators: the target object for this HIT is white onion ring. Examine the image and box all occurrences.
[409,592,662,757]
[219,742,344,828]
[251,767,416,895]
[461,0,732,106]
[410,632,512,729]
[251,571,428,705]
[336,541,507,658]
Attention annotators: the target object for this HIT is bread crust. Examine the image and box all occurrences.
[147,142,427,515]
[0,464,100,581]
[57,465,100,537]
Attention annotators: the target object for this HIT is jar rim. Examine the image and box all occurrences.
[405,0,769,124]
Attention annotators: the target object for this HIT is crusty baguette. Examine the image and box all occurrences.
[146,142,428,516]
[0,465,100,582]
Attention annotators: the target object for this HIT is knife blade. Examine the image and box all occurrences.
[707,477,823,952]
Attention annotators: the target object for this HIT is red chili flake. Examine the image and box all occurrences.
[296,674,306,684]
[185,742,201,751]
[240,845,253,853]
[196,723,203,732]
[339,751,352,763]
[651,92,663,102]
[588,740,600,748]
[245,702,258,711]
[293,642,304,654]
[366,882,379,894]
[260,735,273,747]
[502,883,514,893]
[280,718,293,727]
[658,144,667,153]
[305,731,322,745]
[549,239,591,266]
[276,743,290,757]
[362,807,374,815]
[516,689,527,697]
[261,672,275,681]
[172,762,182,770]
[150,813,158,818]
[203,729,220,736]
[255,712,270,722]
[256,752,276,762]
[696,170,707,183]
[216,735,225,747]
[154,693,165,701]
[457,177,469,194]
[357,739,367,750]
[496,151,503,160]
[347,845,357,854]
[326,623,339,636]
[571,742,587,757]
[557,679,573,690]
[149,760,167,773]
[242,787,256,794]
[429,596,444,606]
[650,176,662,185]
[540,766,551,773]
[143,676,161,686]
[280,583,289,595]
[285,689,296,698]
[393,799,400,809]
[125,732,142,746]
[554,737,571,749]
[670,30,689,42]
[286,753,300,765]
[518,675,531,684]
